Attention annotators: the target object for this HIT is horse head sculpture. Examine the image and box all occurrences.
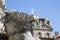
[4,10,34,40]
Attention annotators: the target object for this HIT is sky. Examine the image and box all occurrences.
[6,0,60,36]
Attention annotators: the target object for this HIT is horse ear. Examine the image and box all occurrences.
[4,12,7,15]
[4,11,10,16]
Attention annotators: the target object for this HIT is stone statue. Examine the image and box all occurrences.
[3,10,37,40]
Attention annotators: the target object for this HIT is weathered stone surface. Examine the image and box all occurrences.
[4,10,34,40]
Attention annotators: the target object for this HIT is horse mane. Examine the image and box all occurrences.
[4,10,34,35]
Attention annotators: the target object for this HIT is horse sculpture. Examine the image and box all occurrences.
[3,10,38,40]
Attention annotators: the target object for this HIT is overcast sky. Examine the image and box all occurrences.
[6,0,60,36]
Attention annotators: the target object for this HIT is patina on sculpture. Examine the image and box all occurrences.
[4,10,35,40]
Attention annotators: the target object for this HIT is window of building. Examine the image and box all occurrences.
[47,33,49,38]
[38,32,42,38]
[45,33,50,38]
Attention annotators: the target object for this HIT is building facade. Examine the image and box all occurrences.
[32,16,53,39]
[0,0,6,34]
